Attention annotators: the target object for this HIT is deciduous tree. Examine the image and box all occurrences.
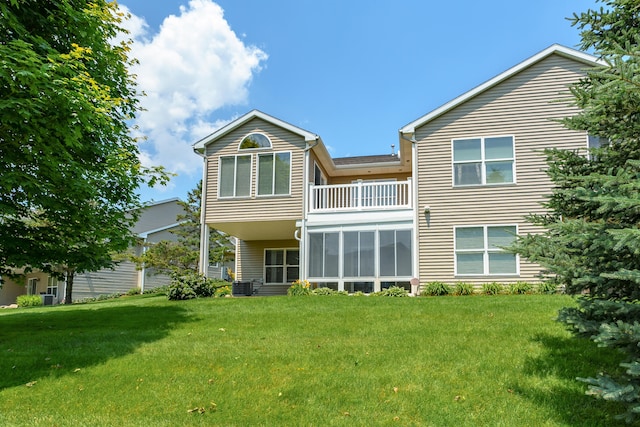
[0,0,167,302]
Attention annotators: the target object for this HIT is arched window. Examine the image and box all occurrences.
[239,132,271,150]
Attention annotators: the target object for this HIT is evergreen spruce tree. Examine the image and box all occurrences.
[512,0,640,421]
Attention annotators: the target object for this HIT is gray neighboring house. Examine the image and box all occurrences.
[0,198,232,305]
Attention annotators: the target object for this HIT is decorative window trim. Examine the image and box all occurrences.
[238,132,272,150]
[256,151,292,197]
[453,225,520,276]
[451,135,516,187]
[218,154,253,199]
[264,248,299,284]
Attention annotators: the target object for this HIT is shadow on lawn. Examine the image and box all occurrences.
[0,302,190,390]
[518,333,628,427]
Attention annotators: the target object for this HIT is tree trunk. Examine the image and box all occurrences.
[64,268,75,304]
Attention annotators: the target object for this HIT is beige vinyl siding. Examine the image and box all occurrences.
[415,54,588,285]
[329,172,411,185]
[0,277,24,305]
[204,118,305,225]
[236,239,299,296]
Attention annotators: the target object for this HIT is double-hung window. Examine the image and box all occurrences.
[219,155,251,197]
[265,249,299,283]
[455,225,518,275]
[47,276,59,297]
[453,136,514,186]
[258,152,291,196]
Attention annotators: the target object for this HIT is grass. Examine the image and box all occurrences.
[0,294,627,426]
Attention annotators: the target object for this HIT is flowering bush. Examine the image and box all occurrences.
[287,279,311,296]
[215,285,232,297]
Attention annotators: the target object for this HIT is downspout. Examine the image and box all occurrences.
[400,132,419,292]
[194,148,210,276]
[298,137,320,281]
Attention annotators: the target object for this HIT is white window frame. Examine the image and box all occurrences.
[451,135,516,187]
[342,230,376,279]
[264,248,299,284]
[47,276,58,297]
[238,132,272,150]
[453,225,520,276]
[308,231,341,279]
[256,151,292,197]
[27,278,38,295]
[218,154,253,199]
[307,226,414,284]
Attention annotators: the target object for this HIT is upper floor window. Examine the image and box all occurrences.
[239,132,271,150]
[257,152,291,196]
[454,225,518,276]
[219,155,251,198]
[452,136,514,186]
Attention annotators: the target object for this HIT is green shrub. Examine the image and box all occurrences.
[126,288,140,296]
[422,281,452,296]
[509,281,533,295]
[167,282,197,300]
[287,280,311,296]
[536,282,558,294]
[312,287,336,296]
[482,282,504,295]
[167,273,228,300]
[16,294,43,307]
[454,282,475,296]
[352,291,366,297]
[379,286,409,297]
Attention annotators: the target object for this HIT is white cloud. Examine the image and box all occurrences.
[119,0,267,176]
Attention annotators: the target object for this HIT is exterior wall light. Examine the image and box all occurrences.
[423,205,431,227]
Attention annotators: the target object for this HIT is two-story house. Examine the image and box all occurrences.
[194,44,599,295]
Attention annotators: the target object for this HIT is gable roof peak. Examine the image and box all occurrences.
[400,44,600,135]
[193,109,320,151]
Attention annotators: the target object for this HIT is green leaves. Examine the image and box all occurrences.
[0,1,170,302]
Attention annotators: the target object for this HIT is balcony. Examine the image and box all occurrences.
[309,179,412,213]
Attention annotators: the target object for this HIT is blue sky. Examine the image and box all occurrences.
[117,0,600,202]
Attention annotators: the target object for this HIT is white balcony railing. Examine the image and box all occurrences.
[309,179,412,213]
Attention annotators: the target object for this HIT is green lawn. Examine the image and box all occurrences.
[0,294,626,426]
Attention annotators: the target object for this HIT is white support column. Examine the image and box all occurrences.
[199,223,210,276]
[199,154,210,276]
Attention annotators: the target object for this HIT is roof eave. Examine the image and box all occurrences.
[399,44,601,135]
[192,109,319,151]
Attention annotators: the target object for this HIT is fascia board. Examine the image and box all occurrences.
[193,110,319,150]
[399,44,601,135]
